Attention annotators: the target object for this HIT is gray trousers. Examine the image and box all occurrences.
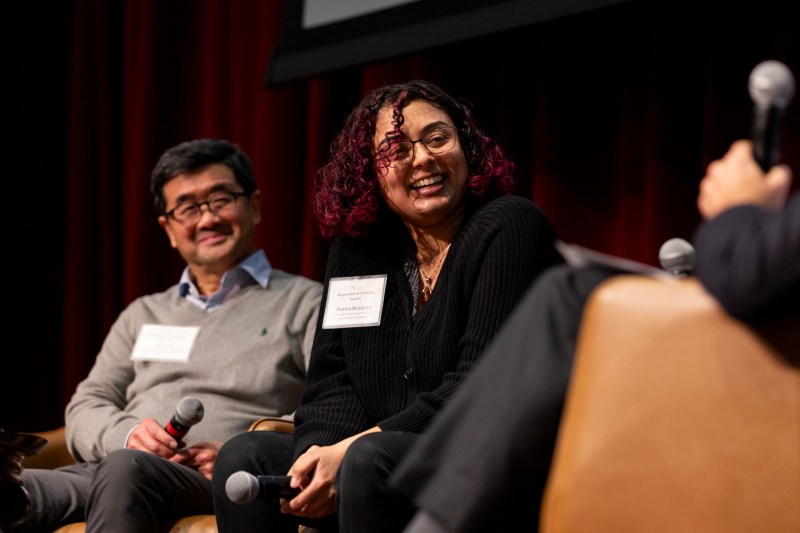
[7,449,212,533]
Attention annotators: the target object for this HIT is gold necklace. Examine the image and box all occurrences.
[419,244,452,304]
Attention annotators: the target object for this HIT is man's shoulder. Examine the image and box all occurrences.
[127,283,180,309]
[266,270,323,303]
[108,284,182,328]
[269,269,322,289]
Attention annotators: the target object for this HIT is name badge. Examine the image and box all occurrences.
[322,275,387,329]
[130,325,200,363]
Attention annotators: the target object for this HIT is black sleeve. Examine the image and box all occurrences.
[692,193,800,319]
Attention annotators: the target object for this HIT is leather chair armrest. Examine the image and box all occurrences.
[169,514,218,533]
[248,417,294,434]
[51,524,87,533]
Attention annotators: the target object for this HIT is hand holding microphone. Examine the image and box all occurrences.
[698,139,793,219]
[124,397,205,456]
[698,61,795,220]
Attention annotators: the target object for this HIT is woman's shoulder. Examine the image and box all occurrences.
[472,194,551,224]
[325,231,407,277]
[455,195,557,249]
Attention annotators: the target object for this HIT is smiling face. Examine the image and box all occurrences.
[374,100,469,231]
[158,163,261,277]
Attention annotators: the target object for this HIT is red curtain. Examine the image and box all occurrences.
[6,0,798,430]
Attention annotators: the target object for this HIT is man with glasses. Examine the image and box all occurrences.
[5,139,323,532]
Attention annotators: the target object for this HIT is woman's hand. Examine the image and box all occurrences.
[280,427,380,519]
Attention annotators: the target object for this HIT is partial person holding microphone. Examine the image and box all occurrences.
[391,142,799,531]
[2,139,323,532]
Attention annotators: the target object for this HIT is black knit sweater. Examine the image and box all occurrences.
[294,195,562,454]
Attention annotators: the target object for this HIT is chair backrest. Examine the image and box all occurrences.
[21,427,74,470]
[540,276,800,533]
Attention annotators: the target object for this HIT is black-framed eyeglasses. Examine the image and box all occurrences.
[164,190,249,225]
[376,126,458,168]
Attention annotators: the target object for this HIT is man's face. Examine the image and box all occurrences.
[158,163,261,276]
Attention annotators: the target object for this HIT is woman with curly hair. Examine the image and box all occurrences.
[213,79,563,533]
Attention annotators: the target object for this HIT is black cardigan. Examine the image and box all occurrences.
[294,195,563,453]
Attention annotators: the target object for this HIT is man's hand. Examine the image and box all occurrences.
[698,139,792,219]
[170,441,223,480]
[125,417,181,458]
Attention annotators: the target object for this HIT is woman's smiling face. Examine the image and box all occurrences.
[374,100,469,230]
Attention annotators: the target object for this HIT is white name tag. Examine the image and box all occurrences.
[322,275,387,329]
[130,325,200,362]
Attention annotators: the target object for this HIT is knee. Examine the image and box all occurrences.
[214,433,259,483]
[213,432,293,489]
[336,435,384,511]
[218,432,265,462]
[95,449,152,483]
[340,434,382,474]
[87,450,159,508]
[336,433,417,529]
[528,263,609,313]
[535,263,576,297]
[337,433,396,490]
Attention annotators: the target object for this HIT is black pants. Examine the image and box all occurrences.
[389,264,615,533]
[212,430,418,532]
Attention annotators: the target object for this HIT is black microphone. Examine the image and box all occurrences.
[748,60,795,172]
[164,396,204,441]
[659,238,695,277]
[225,471,300,504]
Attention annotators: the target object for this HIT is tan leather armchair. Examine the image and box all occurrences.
[21,417,296,533]
[540,276,800,533]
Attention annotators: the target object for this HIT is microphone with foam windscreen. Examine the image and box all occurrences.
[165,396,205,441]
[748,60,795,172]
[659,238,695,277]
[226,471,300,504]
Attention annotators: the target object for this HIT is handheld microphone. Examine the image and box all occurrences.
[165,396,204,440]
[748,60,795,172]
[225,471,300,504]
[659,238,695,277]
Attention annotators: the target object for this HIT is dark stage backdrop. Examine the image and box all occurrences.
[6,0,798,431]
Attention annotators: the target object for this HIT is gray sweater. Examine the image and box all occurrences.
[65,269,322,462]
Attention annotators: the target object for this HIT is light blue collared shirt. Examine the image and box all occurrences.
[178,249,272,310]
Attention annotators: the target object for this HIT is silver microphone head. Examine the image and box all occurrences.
[748,60,795,109]
[174,397,205,426]
[659,238,695,277]
[226,471,259,505]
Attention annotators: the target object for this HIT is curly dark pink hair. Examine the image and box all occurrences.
[313,80,515,238]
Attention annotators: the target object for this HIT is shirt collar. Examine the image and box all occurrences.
[179,249,272,309]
